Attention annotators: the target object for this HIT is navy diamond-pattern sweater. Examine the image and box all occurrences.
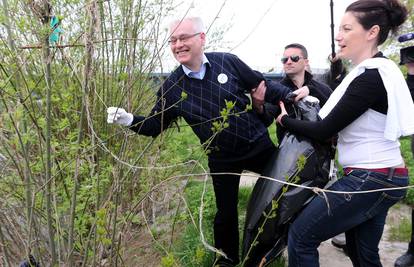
[130,52,290,162]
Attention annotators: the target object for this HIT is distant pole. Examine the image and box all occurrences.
[330,0,336,58]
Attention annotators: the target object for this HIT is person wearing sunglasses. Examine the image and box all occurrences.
[251,43,332,144]
[394,45,414,267]
[275,1,413,266]
[106,16,308,267]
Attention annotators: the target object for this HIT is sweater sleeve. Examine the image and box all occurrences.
[228,53,291,102]
[265,80,291,104]
[255,103,280,127]
[129,77,179,137]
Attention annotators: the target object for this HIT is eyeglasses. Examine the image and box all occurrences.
[168,32,201,45]
[281,55,304,64]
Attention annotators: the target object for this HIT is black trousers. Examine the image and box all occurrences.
[408,135,414,253]
[409,209,414,252]
[410,136,414,252]
[208,146,276,264]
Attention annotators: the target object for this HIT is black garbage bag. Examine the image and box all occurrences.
[241,94,333,267]
[19,254,40,267]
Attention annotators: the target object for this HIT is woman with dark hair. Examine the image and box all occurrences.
[275,0,414,266]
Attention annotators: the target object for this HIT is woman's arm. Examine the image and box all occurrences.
[278,70,386,142]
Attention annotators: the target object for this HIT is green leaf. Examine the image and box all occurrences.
[181,91,188,100]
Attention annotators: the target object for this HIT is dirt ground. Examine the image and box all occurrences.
[240,173,411,267]
[128,173,410,267]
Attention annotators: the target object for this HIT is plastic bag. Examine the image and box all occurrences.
[242,94,333,267]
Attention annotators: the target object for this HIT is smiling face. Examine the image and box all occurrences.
[169,18,205,71]
[336,12,379,65]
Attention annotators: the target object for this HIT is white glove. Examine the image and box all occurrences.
[107,107,134,126]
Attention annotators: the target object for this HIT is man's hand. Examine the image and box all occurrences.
[406,62,414,75]
[251,80,266,113]
[107,107,134,126]
[292,85,309,102]
[329,53,341,63]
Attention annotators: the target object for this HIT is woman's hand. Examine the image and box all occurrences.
[276,101,288,125]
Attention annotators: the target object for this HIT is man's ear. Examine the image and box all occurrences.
[200,32,206,46]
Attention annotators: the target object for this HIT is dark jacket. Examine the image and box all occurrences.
[262,71,333,143]
[407,74,414,100]
[326,59,347,90]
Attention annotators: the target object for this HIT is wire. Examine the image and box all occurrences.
[229,0,280,52]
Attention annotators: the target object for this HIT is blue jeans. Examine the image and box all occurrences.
[288,169,408,267]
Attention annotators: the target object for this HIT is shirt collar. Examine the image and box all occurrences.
[282,70,313,89]
[304,70,314,83]
[182,54,210,80]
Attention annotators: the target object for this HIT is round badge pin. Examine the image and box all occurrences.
[217,73,228,84]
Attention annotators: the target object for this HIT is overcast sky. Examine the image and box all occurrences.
[167,0,356,72]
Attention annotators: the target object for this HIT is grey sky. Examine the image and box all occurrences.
[168,0,355,72]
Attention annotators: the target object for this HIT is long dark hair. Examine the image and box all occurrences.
[346,0,408,45]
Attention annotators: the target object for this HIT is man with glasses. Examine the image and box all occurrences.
[106,17,308,266]
[252,43,332,143]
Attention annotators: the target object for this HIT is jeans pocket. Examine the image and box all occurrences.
[338,171,369,191]
[365,190,406,219]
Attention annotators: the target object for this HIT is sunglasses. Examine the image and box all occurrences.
[281,55,304,64]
